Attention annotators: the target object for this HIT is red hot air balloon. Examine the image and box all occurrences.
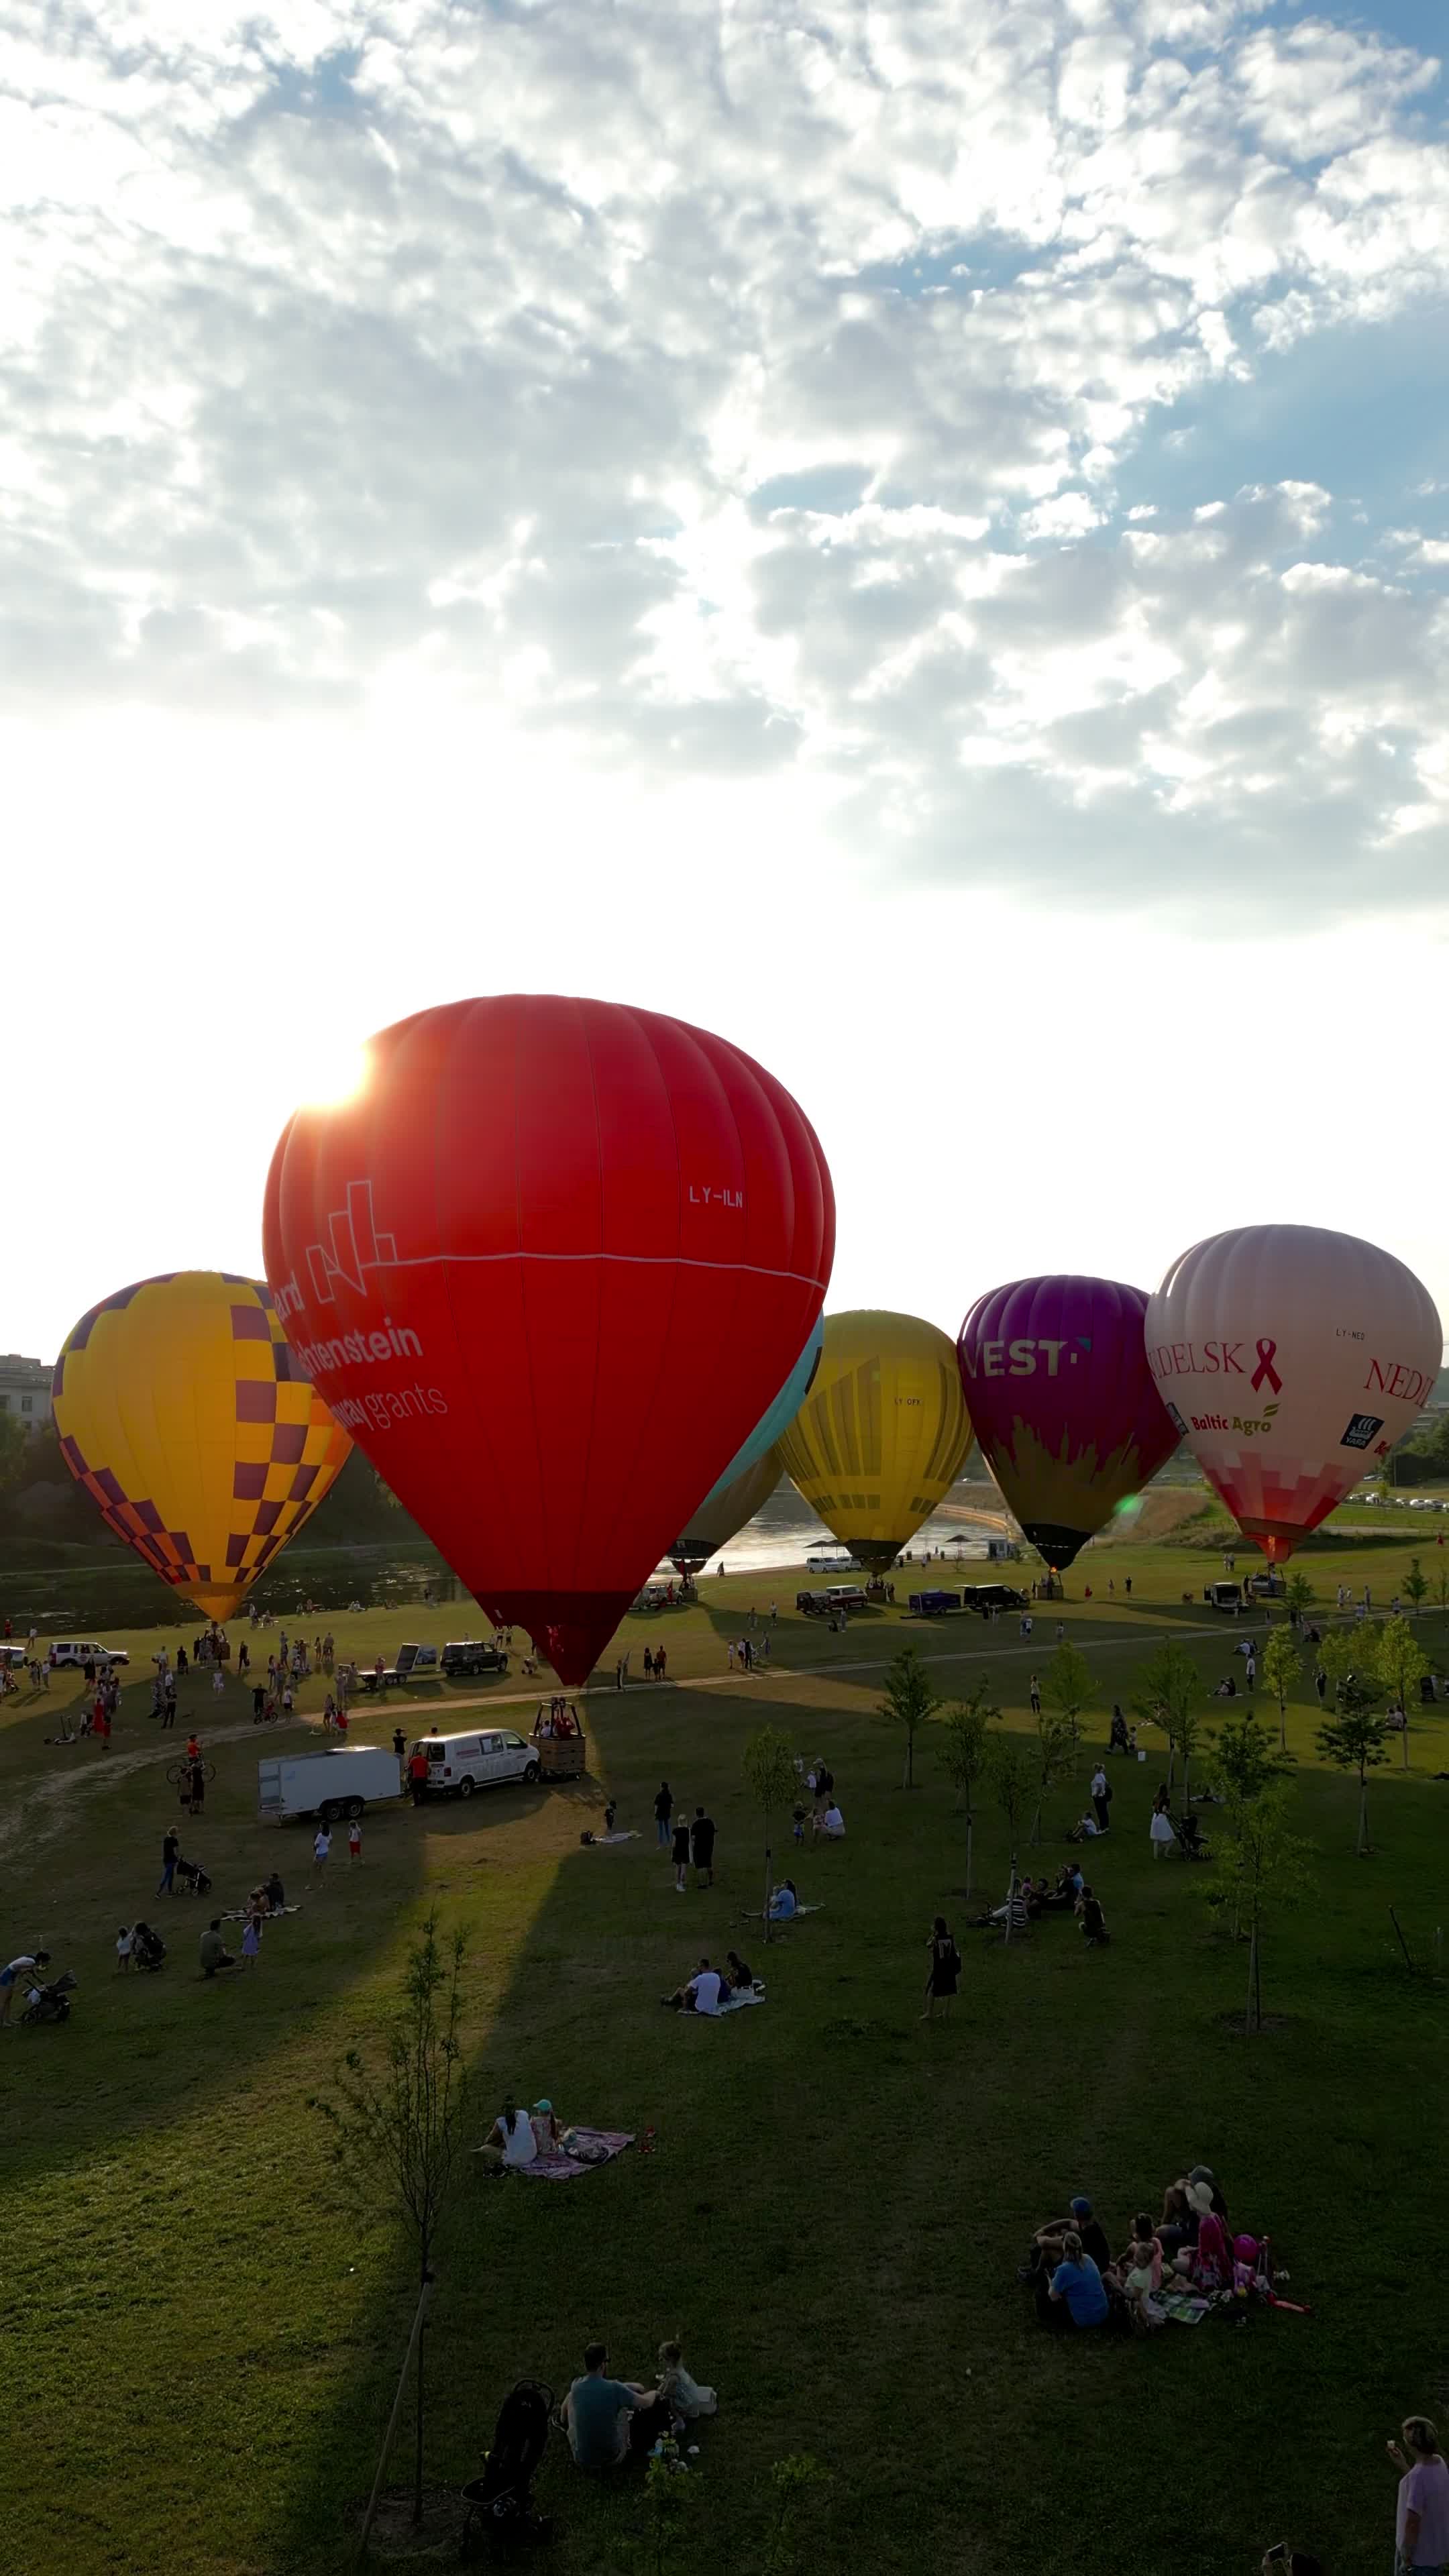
[958,1276,1179,1570]
[263,997,834,1681]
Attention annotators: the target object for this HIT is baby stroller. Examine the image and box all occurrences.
[174,1858,213,1896]
[132,1924,167,1973]
[460,2379,555,2551]
[1177,1813,1212,1863]
[22,1970,77,2025]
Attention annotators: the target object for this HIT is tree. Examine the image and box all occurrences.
[762,2455,829,2576]
[939,1683,997,1898]
[1210,1709,1291,1807]
[988,1737,1036,1943]
[1132,1640,1200,1793]
[1042,1640,1092,1775]
[1283,1570,1315,1629]
[879,1645,938,1790]
[1210,1785,1312,2032]
[1316,1625,1362,1705]
[1401,1556,1430,1620]
[1315,1701,1391,1855]
[1208,1711,1291,1938]
[742,1725,798,1939]
[1030,1711,1072,1845]
[313,1912,468,2530]
[1260,1625,1302,1755]
[0,1409,33,1493]
[1376,1615,1429,1771]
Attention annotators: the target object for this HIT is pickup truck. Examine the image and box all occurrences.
[796,1583,869,1617]
[908,1588,963,1616]
[440,1639,508,1679]
[357,1642,440,1692]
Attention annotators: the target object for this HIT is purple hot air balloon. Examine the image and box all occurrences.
[957,1276,1180,1570]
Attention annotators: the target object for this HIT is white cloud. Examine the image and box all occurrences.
[0,0,1443,1042]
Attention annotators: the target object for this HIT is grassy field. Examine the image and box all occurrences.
[3,1534,1449,2576]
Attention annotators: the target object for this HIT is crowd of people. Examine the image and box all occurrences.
[1017,2165,1267,2332]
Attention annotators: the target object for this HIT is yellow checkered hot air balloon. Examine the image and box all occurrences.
[52,1271,352,1623]
[776,1310,973,1571]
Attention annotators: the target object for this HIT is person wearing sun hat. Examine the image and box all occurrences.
[1185,2164,1229,2227]
[530,2099,561,2158]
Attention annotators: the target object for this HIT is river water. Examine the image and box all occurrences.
[0,1494,1014,1632]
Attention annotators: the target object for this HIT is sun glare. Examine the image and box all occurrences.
[296,1044,372,1111]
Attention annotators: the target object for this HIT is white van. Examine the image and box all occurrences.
[48,1640,130,1668]
[412,1729,540,1799]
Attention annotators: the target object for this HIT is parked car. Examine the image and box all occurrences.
[410,1729,540,1798]
[1204,1582,1244,1613]
[908,1589,963,1617]
[48,1640,130,1668]
[1,1644,28,1669]
[440,1638,508,1678]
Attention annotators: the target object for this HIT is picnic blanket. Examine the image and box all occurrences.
[1157,2288,1212,2326]
[588,1830,639,1845]
[748,1904,823,1921]
[516,2127,635,2182]
[712,1987,765,2014]
[219,1904,303,1923]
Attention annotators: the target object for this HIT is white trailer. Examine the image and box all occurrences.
[258,1746,403,1824]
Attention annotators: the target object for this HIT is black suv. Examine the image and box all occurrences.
[440,1639,508,1678]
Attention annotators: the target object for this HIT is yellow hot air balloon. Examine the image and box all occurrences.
[776,1310,973,1571]
[52,1271,352,1623]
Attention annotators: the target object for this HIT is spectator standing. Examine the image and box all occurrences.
[157,1829,180,1898]
[653,1780,674,1847]
[671,1815,690,1893]
[690,1806,716,1888]
[1388,2418,1449,2574]
[313,1823,331,1885]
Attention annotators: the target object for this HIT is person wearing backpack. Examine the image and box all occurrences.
[922,1915,961,2020]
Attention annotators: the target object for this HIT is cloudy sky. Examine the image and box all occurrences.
[5,0,1448,1361]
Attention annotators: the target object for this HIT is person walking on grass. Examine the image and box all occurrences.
[1029,1672,1041,1715]
[690,1806,716,1888]
[654,1780,674,1848]
[672,1815,691,1893]
[347,1818,362,1865]
[1387,2417,1449,2574]
[922,1915,960,2021]
[157,1829,179,1898]
[241,1905,263,1970]
[312,1823,331,1886]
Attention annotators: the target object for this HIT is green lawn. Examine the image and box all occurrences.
[2,1536,1448,2576]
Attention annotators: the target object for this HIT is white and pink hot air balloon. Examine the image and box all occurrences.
[1146,1224,1442,1562]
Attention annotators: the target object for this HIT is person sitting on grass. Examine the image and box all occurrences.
[562,2344,663,2469]
[199,1920,235,1978]
[656,2341,716,2421]
[767,1879,798,1921]
[1020,2195,1112,2290]
[1182,2207,1232,2292]
[1110,2213,1165,2294]
[1119,2240,1167,2331]
[1038,1864,1080,1912]
[661,1957,722,2015]
[810,1801,845,1839]
[530,2098,562,2158]
[478,2096,539,2172]
[1077,1886,1110,1946]
[724,1950,754,1994]
[1039,2226,1110,2330]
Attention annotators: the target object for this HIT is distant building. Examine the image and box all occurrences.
[0,1354,52,1429]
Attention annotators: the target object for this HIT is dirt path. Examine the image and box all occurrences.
[0,1615,1256,1864]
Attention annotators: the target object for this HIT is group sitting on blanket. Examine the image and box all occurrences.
[560,2337,717,2469]
[970,1867,1109,1945]
[1018,2167,1275,2332]
[660,1952,758,2013]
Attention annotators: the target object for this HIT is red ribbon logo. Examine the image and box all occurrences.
[1251,1338,1282,1395]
